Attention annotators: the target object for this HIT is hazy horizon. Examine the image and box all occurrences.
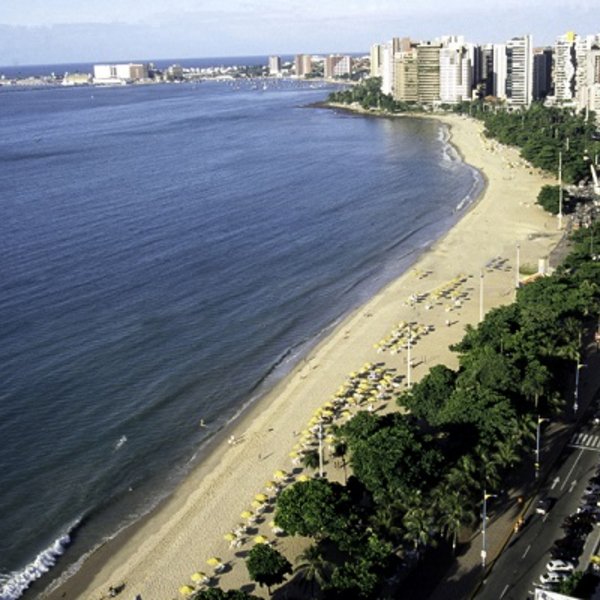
[1,0,599,67]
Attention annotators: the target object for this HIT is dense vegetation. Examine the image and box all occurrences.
[454,101,600,185]
[327,77,418,113]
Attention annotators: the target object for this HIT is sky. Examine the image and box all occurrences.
[1,0,599,66]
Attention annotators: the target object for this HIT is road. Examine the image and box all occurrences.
[476,423,600,599]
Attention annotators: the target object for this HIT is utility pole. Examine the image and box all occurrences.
[558,150,563,230]
[479,270,484,322]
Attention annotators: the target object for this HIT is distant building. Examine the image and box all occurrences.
[93,63,148,84]
[268,56,282,76]
[62,72,92,86]
[553,31,578,104]
[166,64,184,81]
[324,55,352,79]
[492,44,507,99]
[439,43,472,104]
[533,48,553,100]
[294,54,313,77]
[392,50,418,102]
[505,35,533,106]
[416,42,442,104]
[370,44,383,77]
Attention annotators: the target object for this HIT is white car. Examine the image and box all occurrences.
[540,571,567,584]
[546,559,575,572]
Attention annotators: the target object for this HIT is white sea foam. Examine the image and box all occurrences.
[114,435,128,451]
[0,520,78,600]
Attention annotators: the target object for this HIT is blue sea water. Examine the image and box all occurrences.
[0,78,482,599]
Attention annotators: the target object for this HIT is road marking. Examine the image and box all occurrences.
[583,434,591,445]
[500,583,510,598]
[567,444,600,453]
[570,479,578,493]
[543,513,549,522]
[522,544,531,558]
[551,476,561,489]
[561,449,584,490]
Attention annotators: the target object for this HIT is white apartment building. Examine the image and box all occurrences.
[324,55,352,79]
[439,44,472,103]
[268,56,282,76]
[554,31,578,104]
[505,35,533,106]
[381,43,395,95]
[93,63,148,84]
[492,44,507,99]
[370,44,383,78]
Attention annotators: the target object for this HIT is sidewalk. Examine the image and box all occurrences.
[428,338,600,600]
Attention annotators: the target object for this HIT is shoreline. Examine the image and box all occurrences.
[42,113,562,600]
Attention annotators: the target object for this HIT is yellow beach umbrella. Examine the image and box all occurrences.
[274,469,287,480]
[206,557,222,567]
[179,585,195,596]
[298,474,311,482]
[255,493,268,502]
[223,532,236,542]
[191,571,207,583]
[265,480,276,489]
[241,510,253,519]
[254,535,268,544]
[288,451,298,459]
[251,499,264,509]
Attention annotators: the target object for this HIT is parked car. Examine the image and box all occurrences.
[546,559,576,572]
[584,483,600,496]
[536,497,554,515]
[540,571,568,584]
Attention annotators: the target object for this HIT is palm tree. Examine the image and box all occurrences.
[301,449,320,471]
[402,505,436,553]
[332,441,348,483]
[293,544,332,598]
[434,488,474,554]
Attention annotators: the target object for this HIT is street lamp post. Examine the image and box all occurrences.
[515,243,521,298]
[574,360,586,414]
[479,270,484,323]
[406,324,412,388]
[318,421,324,478]
[482,490,497,568]
[558,150,563,230]
[535,416,548,478]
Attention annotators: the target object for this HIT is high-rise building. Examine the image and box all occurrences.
[492,44,507,100]
[294,54,313,77]
[553,31,578,104]
[577,36,600,116]
[268,56,282,76]
[370,44,383,77]
[417,43,441,104]
[478,44,495,97]
[533,48,553,100]
[381,43,395,95]
[393,50,418,102]
[505,35,533,106]
[439,43,472,104]
[324,55,352,79]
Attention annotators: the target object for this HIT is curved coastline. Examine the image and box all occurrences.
[42,113,561,600]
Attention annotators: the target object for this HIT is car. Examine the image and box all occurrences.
[536,497,554,515]
[540,571,567,585]
[546,559,576,572]
[584,483,600,496]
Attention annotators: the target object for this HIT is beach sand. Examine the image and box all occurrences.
[43,113,563,600]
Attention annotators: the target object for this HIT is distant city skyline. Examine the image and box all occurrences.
[1,0,599,66]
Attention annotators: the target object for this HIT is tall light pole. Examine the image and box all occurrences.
[535,416,548,478]
[482,490,497,568]
[318,421,324,478]
[515,243,521,298]
[558,150,563,230]
[406,325,412,388]
[574,333,584,414]
[479,270,484,323]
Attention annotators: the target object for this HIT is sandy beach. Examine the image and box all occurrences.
[43,113,563,600]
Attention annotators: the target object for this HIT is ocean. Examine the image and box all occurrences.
[0,76,482,599]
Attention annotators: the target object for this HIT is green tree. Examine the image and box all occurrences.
[301,449,320,471]
[274,479,350,540]
[293,544,332,598]
[245,544,292,595]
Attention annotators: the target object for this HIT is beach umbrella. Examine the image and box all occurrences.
[265,480,276,490]
[223,532,236,542]
[274,470,287,480]
[288,451,298,459]
[298,474,311,482]
[322,401,334,409]
[254,535,269,544]
[240,510,253,520]
[179,585,195,596]
[191,572,208,583]
[251,500,264,509]
[207,557,222,567]
[255,493,268,502]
